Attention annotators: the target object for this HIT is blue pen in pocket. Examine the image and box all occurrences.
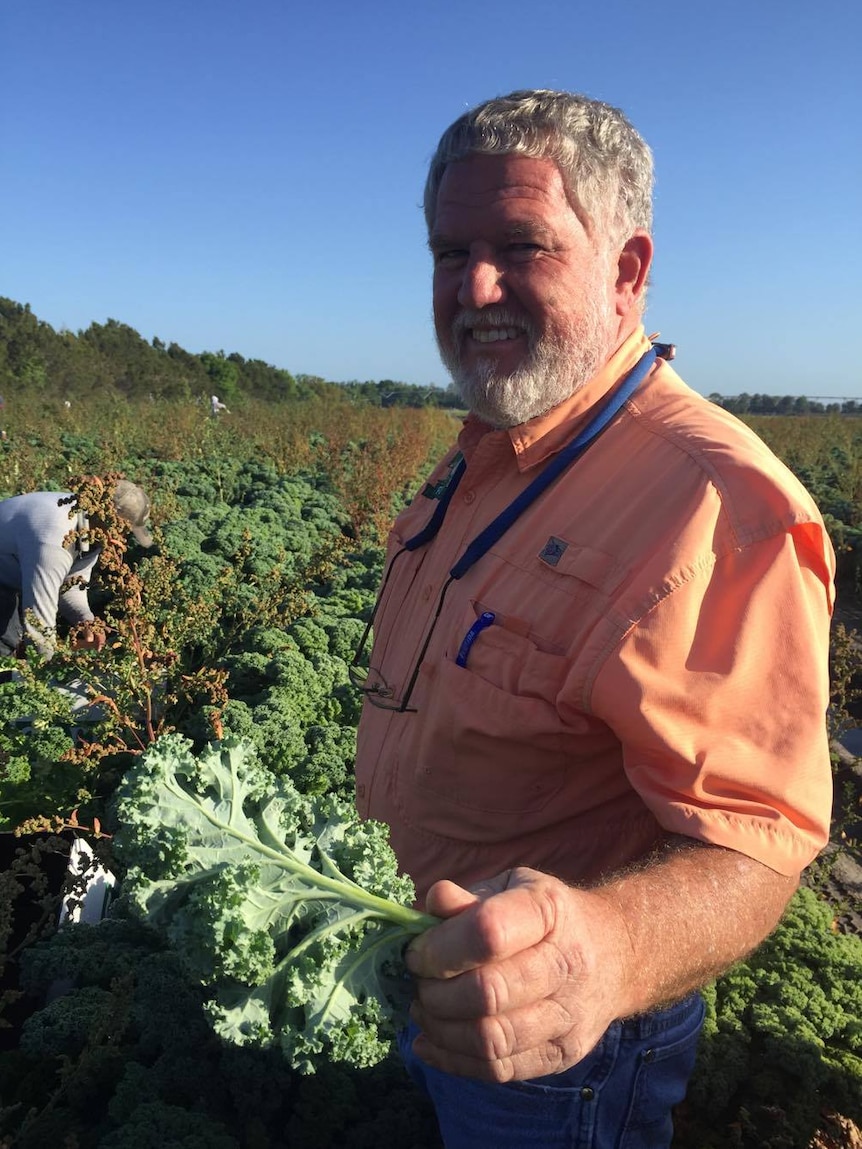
[455,611,496,668]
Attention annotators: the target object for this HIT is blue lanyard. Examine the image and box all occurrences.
[406,344,656,578]
[358,344,658,710]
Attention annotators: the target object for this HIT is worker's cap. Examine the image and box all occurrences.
[113,480,154,548]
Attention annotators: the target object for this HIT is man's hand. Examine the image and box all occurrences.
[71,625,106,652]
[404,868,629,1082]
[404,846,798,1083]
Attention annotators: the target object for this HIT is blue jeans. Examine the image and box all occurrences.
[398,993,704,1149]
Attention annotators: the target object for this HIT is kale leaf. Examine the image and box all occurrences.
[112,734,437,1073]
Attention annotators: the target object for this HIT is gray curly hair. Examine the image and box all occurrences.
[424,89,653,248]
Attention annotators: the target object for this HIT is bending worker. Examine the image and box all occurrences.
[351,90,835,1149]
[0,480,153,659]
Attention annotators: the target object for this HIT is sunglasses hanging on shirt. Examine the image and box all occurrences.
[350,341,665,712]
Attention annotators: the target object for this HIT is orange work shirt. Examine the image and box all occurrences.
[354,328,835,906]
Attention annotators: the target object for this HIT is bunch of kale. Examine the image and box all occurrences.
[110,733,437,1074]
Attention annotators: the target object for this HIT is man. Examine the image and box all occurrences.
[352,90,835,1149]
[0,479,154,659]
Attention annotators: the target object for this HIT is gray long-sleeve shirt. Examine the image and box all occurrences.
[0,491,100,655]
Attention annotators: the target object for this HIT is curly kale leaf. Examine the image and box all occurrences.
[111,734,436,1072]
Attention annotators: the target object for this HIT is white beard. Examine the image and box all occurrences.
[437,292,617,429]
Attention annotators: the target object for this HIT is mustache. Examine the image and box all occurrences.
[451,308,538,341]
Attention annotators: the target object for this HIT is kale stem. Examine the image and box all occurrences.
[165,772,437,933]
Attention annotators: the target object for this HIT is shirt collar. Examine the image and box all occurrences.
[458,327,653,472]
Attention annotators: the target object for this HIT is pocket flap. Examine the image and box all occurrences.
[537,540,626,593]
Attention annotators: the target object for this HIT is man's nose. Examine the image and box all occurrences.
[457,255,504,309]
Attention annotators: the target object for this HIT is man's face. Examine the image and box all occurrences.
[430,153,621,428]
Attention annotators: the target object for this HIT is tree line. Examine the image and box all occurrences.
[0,298,461,411]
[708,392,862,417]
[5,297,852,416]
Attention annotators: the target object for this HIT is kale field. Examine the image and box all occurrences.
[0,385,860,1149]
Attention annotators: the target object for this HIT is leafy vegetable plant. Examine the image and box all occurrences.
[111,734,437,1072]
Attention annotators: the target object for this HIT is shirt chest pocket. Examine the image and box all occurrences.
[409,604,573,820]
[403,541,628,826]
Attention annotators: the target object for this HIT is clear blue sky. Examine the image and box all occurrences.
[3,0,860,398]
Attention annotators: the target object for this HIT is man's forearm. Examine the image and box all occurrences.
[406,841,801,1081]
[592,839,799,1018]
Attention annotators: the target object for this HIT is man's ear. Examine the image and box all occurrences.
[615,231,653,318]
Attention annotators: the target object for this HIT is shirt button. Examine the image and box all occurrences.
[463,490,475,504]
[580,1086,594,1101]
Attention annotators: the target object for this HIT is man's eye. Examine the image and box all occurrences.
[507,243,542,261]
[434,250,467,267]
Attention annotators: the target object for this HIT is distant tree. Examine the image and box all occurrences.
[231,355,298,402]
[0,297,52,392]
[199,350,241,406]
[748,393,772,414]
[46,328,110,395]
[435,383,463,409]
[167,342,210,395]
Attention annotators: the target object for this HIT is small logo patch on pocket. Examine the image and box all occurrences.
[538,536,568,566]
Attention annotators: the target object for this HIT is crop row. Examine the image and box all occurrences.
[0,395,860,1148]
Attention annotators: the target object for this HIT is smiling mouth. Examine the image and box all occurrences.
[470,327,524,343]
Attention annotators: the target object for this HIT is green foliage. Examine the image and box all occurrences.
[6,915,443,1148]
[679,888,862,1148]
[1,306,860,1143]
[0,357,452,1144]
[745,415,862,588]
[111,735,437,1073]
[6,918,263,1147]
[1,295,453,411]
[0,668,79,829]
[712,392,862,417]
[98,1103,241,1149]
[0,461,366,830]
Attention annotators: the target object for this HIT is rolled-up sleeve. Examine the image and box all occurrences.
[590,521,835,876]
